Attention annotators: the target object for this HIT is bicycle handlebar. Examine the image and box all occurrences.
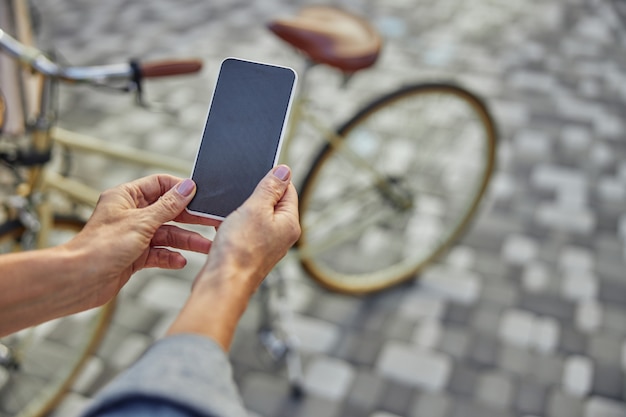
[139,60,203,78]
[0,28,203,83]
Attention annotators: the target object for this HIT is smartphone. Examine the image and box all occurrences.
[186,57,297,220]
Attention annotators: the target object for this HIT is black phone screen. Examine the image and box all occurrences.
[187,58,296,219]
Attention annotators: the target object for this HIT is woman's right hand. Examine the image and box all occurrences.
[167,165,300,350]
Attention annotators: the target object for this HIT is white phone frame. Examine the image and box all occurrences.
[185,57,298,221]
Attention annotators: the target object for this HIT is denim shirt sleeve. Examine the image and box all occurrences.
[80,334,249,417]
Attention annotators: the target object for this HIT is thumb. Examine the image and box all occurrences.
[145,178,196,225]
[248,165,291,208]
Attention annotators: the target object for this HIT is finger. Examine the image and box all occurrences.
[276,182,299,215]
[275,183,301,244]
[142,178,197,226]
[246,165,291,209]
[125,174,185,207]
[151,225,212,254]
[143,247,188,270]
[173,210,223,228]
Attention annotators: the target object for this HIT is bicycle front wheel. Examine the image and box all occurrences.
[0,217,114,417]
[298,83,497,293]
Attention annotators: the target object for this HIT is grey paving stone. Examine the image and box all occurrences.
[138,274,191,311]
[519,292,576,321]
[338,403,368,417]
[459,222,509,253]
[383,316,417,343]
[561,271,599,302]
[479,281,518,308]
[447,364,479,397]
[472,251,508,280]
[450,398,515,417]
[230,329,276,371]
[47,318,98,349]
[109,333,151,370]
[591,362,624,401]
[110,296,162,333]
[468,335,500,368]
[602,305,626,337]
[353,308,389,334]
[596,258,626,285]
[376,342,452,392]
[419,266,482,305]
[95,323,133,360]
[445,246,476,270]
[558,326,588,355]
[240,372,291,417]
[584,396,626,417]
[501,234,539,265]
[521,261,552,293]
[346,369,385,411]
[309,293,364,327]
[563,355,593,397]
[589,333,623,365]
[498,344,531,376]
[576,300,604,334]
[471,305,503,337]
[535,203,596,235]
[443,302,474,326]
[289,314,341,354]
[476,371,515,409]
[303,356,355,401]
[528,352,565,386]
[370,412,404,417]
[595,234,624,261]
[353,338,385,369]
[547,389,584,417]
[397,292,446,321]
[368,286,413,313]
[236,299,262,333]
[412,319,441,351]
[512,128,552,160]
[498,308,535,348]
[559,245,595,271]
[378,380,416,416]
[282,395,342,417]
[532,315,561,353]
[439,326,472,359]
[598,280,626,305]
[409,392,452,417]
[515,379,548,416]
[334,332,360,361]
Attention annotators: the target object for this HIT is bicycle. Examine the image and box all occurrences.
[0,2,497,415]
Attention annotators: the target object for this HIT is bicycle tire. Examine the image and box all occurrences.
[298,83,497,294]
[0,216,115,417]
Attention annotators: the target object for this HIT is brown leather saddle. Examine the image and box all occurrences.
[268,6,382,73]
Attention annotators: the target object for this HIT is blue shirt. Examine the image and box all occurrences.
[81,334,248,417]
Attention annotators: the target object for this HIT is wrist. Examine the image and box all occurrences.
[167,262,257,351]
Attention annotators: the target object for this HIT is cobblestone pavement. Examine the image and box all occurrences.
[17,0,626,415]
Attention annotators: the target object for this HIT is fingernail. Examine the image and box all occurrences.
[273,165,290,181]
[176,179,195,197]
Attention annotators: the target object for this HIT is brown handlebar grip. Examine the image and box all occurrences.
[139,59,203,78]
